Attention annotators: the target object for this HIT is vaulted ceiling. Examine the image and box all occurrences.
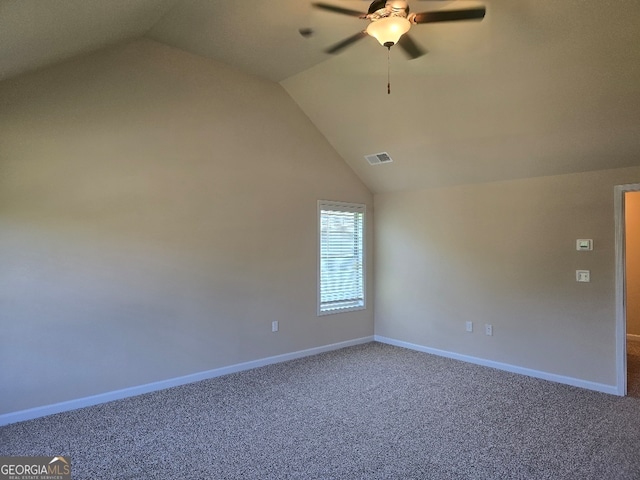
[2,0,640,193]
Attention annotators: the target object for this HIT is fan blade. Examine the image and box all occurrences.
[412,7,486,24]
[325,31,368,54]
[312,3,366,18]
[397,35,426,60]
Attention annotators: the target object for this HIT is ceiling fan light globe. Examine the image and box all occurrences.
[366,17,411,47]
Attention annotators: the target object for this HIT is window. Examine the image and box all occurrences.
[318,201,366,315]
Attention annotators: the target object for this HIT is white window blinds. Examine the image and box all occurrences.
[318,201,365,314]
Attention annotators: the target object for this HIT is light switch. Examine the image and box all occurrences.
[576,270,590,282]
[576,239,593,251]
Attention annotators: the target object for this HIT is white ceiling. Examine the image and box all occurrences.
[2,0,640,193]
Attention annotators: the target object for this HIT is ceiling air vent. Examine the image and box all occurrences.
[364,152,393,166]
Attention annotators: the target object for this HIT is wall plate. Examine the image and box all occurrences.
[576,239,593,251]
[576,270,590,282]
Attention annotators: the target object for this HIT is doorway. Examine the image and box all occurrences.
[625,190,640,396]
[615,184,640,396]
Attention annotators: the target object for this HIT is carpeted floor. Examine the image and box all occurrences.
[628,339,640,398]
[2,342,640,479]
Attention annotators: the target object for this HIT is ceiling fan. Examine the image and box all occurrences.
[308,0,486,59]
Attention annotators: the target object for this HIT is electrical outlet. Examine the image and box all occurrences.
[576,270,590,282]
[465,321,473,332]
[271,321,279,332]
[485,324,493,336]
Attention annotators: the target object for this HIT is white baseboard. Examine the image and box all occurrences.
[374,335,619,396]
[0,336,374,426]
[627,334,640,342]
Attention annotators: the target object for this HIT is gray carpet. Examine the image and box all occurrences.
[2,342,640,479]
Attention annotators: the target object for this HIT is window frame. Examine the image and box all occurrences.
[317,200,366,316]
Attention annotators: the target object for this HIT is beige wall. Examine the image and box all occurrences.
[627,192,640,336]
[375,167,640,387]
[0,39,374,415]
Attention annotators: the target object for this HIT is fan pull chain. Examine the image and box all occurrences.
[387,46,391,95]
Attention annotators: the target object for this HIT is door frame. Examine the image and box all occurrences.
[615,183,640,396]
